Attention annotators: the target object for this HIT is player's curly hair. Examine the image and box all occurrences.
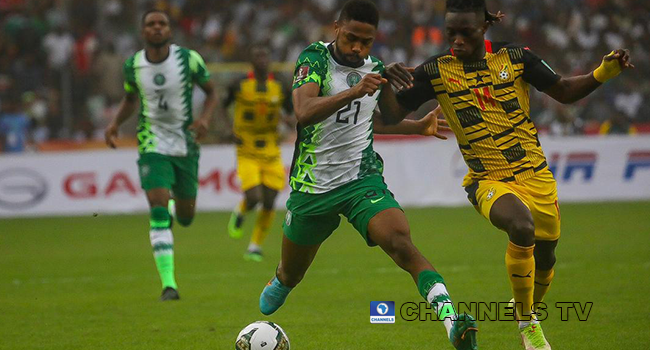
[338,0,379,28]
[445,0,500,25]
[141,9,170,26]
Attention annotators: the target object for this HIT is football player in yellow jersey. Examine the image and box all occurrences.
[378,0,633,348]
[225,44,293,262]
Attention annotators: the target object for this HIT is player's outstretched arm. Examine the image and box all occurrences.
[544,49,633,104]
[105,92,138,149]
[293,74,387,126]
[378,62,415,125]
[190,80,219,141]
[373,105,450,139]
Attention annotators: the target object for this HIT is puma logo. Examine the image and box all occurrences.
[448,77,461,84]
[512,270,532,278]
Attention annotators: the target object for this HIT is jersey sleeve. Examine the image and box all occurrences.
[189,50,211,85]
[396,63,437,111]
[521,48,561,92]
[292,43,328,90]
[123,56,137,94]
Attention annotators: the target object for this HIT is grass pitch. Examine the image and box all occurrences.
[2,202,649,349]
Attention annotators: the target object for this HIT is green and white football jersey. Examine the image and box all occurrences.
[290,41,385,194]
[123,44,211,156]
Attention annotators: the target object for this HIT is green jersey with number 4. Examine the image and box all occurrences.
[290,41,385,194]
[123,44,211,156]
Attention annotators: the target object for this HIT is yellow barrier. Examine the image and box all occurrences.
[206,62,294,74]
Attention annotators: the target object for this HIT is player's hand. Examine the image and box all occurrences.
[385,62,414,91]
[593,49,634,83]
[351,73,387,98]
[606,49,634,69]
[417,105,451,140]
[104,123,119,148]
[189,118,210,141]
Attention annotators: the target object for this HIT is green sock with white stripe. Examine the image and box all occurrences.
[150,206,177,290]
[418,270,457,337]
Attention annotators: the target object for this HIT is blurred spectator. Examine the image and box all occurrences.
[546,105,584,137]
[614,80,643,120]
[42,24,74,74]
[0,92,31,153]
[91,41,123,105]
[599,112,638,135]
[0,0,648,148]
[22,91,49,144]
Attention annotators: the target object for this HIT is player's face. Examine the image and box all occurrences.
[251,47,270,73]
[142,12,171,48]
[445,12,488,60]
[334,20,376,65]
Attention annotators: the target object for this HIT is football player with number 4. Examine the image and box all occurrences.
[105,9,218,301]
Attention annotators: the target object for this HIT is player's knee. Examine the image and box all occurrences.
[534,248,556,270]
[536,255,556,271]
[245,193,261,209]
[177,216,194,227]
[261,199,275,211]
[507,219,536,246]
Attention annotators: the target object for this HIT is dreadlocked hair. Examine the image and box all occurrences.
[446,0,500,25]
[485,10,500,25]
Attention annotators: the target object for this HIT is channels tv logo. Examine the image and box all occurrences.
[370,301,395,324]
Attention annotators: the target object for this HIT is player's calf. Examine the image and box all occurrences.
[276,265,306,288]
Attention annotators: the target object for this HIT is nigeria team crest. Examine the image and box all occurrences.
[346,72,361,87]
[154,73,166,86]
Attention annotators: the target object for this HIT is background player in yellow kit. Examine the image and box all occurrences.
[225,44,293,261]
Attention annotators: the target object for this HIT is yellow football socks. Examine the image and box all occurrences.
[533,268,555,306]
[506,242,536,321]
[237,199,249,215]
[251,209,275,246]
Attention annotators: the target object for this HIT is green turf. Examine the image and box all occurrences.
[2,202,649,349]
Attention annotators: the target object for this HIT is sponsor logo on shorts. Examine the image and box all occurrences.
[140,165,150,177]
[285,210,292,226]
[370,196,385,204]
[486,187,495,201]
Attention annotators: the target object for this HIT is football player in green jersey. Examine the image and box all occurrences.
[105,9,218,301]
[259,1,477,349]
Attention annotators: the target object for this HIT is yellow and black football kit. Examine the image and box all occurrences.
[225,72,292,191]
[397,40,561,240]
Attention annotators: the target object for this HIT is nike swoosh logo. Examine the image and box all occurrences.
[511,270,533,279]
[370,196,385,204]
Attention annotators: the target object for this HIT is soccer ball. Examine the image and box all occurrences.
[235,321,290,350]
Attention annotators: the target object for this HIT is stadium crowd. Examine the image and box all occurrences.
[0,0,648,152]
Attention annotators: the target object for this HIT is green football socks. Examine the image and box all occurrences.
[150,206,177,290]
